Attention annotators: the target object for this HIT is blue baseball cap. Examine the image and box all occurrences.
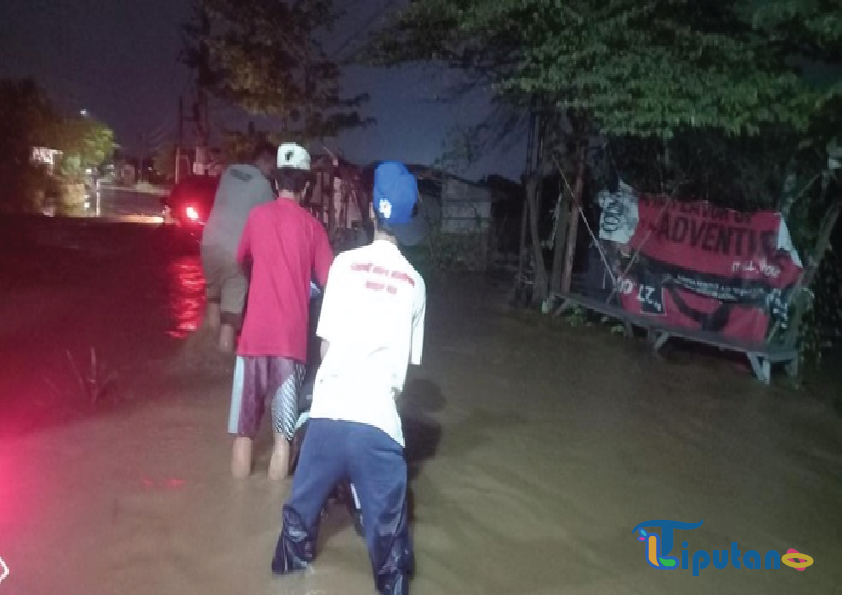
[373,161,427,246]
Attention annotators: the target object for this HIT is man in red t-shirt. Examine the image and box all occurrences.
[228,142,334,480]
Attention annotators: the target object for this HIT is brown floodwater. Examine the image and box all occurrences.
[1,221,841,594]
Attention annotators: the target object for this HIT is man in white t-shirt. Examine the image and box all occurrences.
[271,161,427,595]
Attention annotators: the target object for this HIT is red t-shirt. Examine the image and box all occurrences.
[236,197,333,360]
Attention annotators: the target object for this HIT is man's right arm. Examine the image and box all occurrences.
[315,256,345,357]
[256,176,275,204]
[311,222,334,289]
[236,213,254,266]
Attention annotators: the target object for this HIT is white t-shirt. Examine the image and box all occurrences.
[309,240,426,448]
[201,164,274,257]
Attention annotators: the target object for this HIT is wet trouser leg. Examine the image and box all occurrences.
[272,420,413,594]
[272,418,346,573]
[348,423,413,595]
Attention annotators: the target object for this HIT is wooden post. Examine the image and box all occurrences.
[560,125,589,295]
[516,110,537,290]
[526,120,549,304]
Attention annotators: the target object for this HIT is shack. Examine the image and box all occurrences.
[405,165,497,271]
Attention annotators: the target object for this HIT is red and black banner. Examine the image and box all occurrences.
[599,191,803,345]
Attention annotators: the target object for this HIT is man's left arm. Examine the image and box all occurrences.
[410,279,426,366]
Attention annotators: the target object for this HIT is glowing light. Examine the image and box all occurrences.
[166,257,204,339]
[185,206,200,221]
[115,215,165,225]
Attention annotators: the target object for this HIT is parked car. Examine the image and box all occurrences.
[161,174,220,234]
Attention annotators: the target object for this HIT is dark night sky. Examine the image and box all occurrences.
[0,0,527,181]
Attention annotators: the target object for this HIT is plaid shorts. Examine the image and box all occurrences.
[228,356,306,440]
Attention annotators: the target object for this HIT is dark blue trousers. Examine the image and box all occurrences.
[272,418,413,594]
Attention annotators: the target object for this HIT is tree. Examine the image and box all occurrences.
[746,0,842,366]
[751,0,842,65]
[153,142,178,182]
[183,0,373,143]
[0,78,117,211]
[55,116,115,179]
[368,0,817,302]
[0,78,57,152]
[749,0,841,156]
[0,78,61,212]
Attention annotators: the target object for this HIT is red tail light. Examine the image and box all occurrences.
[185,206,200,221]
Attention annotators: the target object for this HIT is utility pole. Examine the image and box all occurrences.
[139,132,146,183]
[193,2,211,176]
[176,95,184,183]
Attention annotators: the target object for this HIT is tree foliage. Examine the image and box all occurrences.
[368,0,825,303]
[0,78,57,166]
[153,142,178,182]
[608,128,793,207]
[751,0,842,64]
[368,0,842,366]
[55,116,115,180]
[0,78,58,212]
[0,78,116,211]
[750,0,841,148]
[369,0,815,138]
[184,0,373,141]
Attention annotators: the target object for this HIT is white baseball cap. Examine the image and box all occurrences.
[277,142,311,171]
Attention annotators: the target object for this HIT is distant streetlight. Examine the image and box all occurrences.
[80,109,88,117]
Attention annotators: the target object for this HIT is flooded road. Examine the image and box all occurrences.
[80,185,169,221]
[1,218,841,593]
[0,218,201,436]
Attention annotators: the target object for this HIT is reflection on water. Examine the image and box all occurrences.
[140,476,187,489]
[167,256,205,339]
